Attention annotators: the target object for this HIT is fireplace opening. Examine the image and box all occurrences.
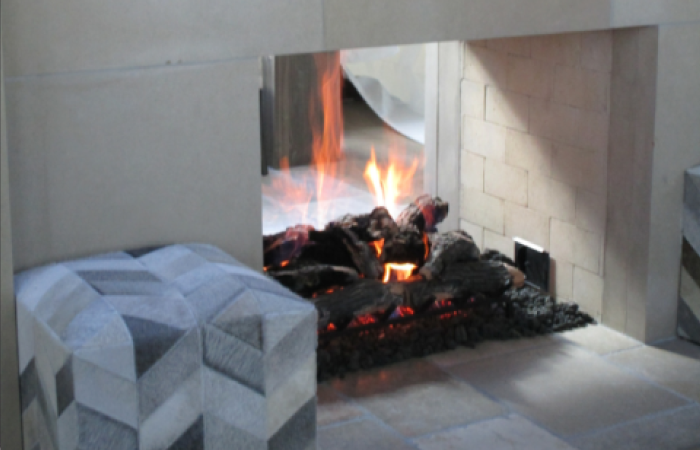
[260,40,602,380]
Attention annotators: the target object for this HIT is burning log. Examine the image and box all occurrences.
[263,224,314,267]
[381,225,429,267]
[310,260,513,329]
[298,226,382,279]
[419,230,480,280]
[396,194,449,233]
[311,280,403,328]
[329,207,398,241]
[266,264,360,298]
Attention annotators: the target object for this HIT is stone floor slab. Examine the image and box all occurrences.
[318,418,416,450]
[413,414,577,450]
[605,338,700,402]
[427,335,557,368]
[554,325,643,355]
[316,385,364,427]
[331,359,504,437]
[447,343,688,436]
[570,405,700,450]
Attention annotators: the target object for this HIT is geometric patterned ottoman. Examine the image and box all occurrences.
[680,166,700,345]
[14,243,317,450]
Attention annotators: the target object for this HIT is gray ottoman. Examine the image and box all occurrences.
[15,243,317,450]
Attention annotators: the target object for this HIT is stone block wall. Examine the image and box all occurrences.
[460,32,612,319]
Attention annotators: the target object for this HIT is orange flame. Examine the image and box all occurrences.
[394,306,415,317]
[383,263,416,283]
[363,144,419,219]
[369,239,384,257]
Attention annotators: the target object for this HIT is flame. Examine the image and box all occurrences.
[394,306,414,317]
[309,53,344,226]
[369,239,384,257]
[363,144,419,219]
[422,233,430,260]
[382,263,416,283]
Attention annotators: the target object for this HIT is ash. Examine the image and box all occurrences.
[317,285,594,382]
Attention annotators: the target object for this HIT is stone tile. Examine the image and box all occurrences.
[332,359,504,437]
[551,259,574,301]
[555,325,642,355]
[427,335,557,368]
[573,227,602,274]
[573,267,604,319]
[507,55,554,99]
[505,129,553,176]
[553,66,610,112]
[483,230,515,259]
[461,79,485,119]
[575,109,610,153]
[606,339,700,402]
[414,414,577,450]
[581,31,613,72]
[461,189,505,234]
[550,219,576,264]
[504,203,550,251]
[530,33,582,66]
[460,151,484,192]
[485,87,530,132]
[487,37,532,57]
[551,143,607,194]
[318,418,414,450]
[448,344,688,437]
[528,174,577,222]
[459,221,484,251]
[575,189,607,236]
[529,99,580,147]
[463,116,506,162]
[571,405,700,450]
[484,159,528,206]
[463,46,509,88]
[317,384,363,427]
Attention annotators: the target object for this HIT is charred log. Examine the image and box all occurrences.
[396,194,449,233]
[419,230,480,279]
[311,280,403,328]
[298,226,382,279]
[402,260,512,310]
[380,225,429,266]
[329,207,398,241]
[266,264,360,298]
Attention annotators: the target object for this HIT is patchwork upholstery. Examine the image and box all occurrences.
[15,243,317,450]
[680,166,700,345]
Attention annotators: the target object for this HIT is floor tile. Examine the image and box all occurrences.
[427,335,557,368]
[570,405,700,450]
[554,324,642,355]
[606,339,700,402]
[331,359,505,437]
[317,384,364,427]
[447,343,688,437]
[318,418,417,450]
[414,414,577,450]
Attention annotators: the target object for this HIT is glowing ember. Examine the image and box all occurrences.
[393,306,414,317]
[382,263,416,283]
[363,146,419,219]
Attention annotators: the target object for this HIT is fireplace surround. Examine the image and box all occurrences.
[3,1,700,448]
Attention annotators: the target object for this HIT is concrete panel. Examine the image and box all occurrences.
[6,60,263,271]
[2,0,324,77]
[323,0,610,51]
[612,0,700,28]
[0,44,24,450]
[647,23,700,341]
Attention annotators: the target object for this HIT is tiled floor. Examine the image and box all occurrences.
[317,325,700,450]
[262,100,425,235]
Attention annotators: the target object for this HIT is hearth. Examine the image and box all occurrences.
[262,194,594,380]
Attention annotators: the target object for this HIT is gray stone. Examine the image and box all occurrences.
[318,418,414,450]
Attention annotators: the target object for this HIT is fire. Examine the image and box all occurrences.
[394,306,414,317]
[383,263,416,283]
[369,239,384,257]
[363,147,419,219]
